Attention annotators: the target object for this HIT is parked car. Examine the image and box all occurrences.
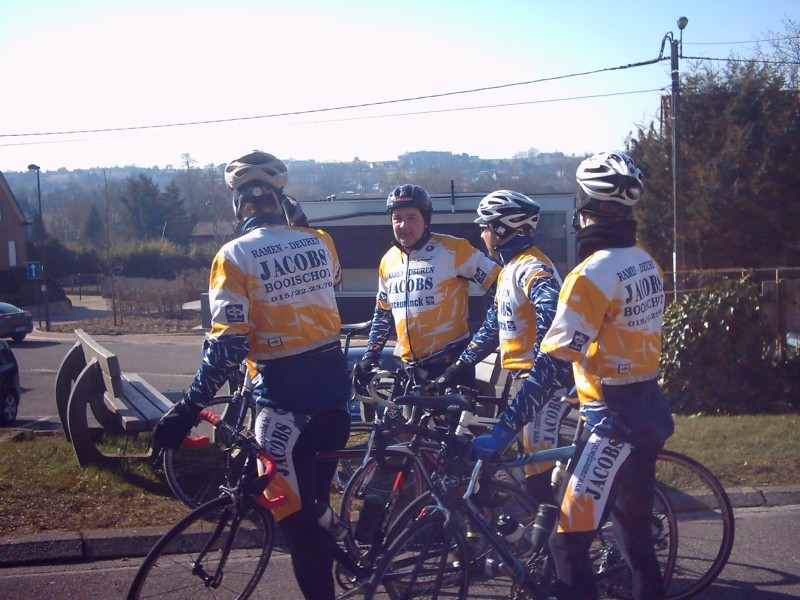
[0,302,34,342]
[0,339,20,425]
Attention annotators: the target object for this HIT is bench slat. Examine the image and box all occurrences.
[123,373,176,415]
[103,391,150,433]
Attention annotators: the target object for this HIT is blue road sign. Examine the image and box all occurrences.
[27,261,41,280]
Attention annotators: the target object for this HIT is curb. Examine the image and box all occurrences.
[2,487,799,567]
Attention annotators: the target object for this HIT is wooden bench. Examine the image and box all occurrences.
[54,329,178,467]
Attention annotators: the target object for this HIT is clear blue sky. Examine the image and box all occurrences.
[0,0,796,172]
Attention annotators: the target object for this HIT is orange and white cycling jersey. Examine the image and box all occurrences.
[496,245,561,372]
[540,245,665,403]
[376,233,499,362]
[208,224,342,360]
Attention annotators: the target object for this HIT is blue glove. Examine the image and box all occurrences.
[470,423,517,461]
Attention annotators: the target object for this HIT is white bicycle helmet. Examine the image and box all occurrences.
[225,151,289,218]
[475,190,541,238]
[575,151,643,211]
[224,151,289,192]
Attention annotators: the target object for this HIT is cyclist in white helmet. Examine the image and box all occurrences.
[439,190,569,506]
[354,183,500,388]
[471,152,675,600]
[154,150,351,600]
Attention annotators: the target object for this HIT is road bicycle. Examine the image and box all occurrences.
[363,391,677,600]
[162,322,379,509]
[557,408,735,600]
[128,410,286,600]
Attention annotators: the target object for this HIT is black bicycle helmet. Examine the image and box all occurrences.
[575,151,643,216]
[386,184,433,225]
[475,190,541,238]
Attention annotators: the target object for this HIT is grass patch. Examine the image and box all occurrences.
[1,413,798,536]
[0,434,188,536]
[666,413,800,488]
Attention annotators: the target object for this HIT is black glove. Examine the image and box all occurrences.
[153,399,203,450]
[437,360,470,392]
[282,195,310,228]
[353,352,380,392]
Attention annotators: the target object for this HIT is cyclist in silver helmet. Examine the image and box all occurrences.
[154,150,351,600]
[471,152,674,600]
[440,189,569,507]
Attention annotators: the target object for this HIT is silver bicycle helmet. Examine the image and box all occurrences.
[475,190,541,238]
[575,151,643,211]
[225,151,289,192]
[225,151,289,218]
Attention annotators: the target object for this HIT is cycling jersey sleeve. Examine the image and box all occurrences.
[459,298,500,366]
[528,273,561,358]
[455,238,500,290]
[186,334,250,408]
[365,304,393,355]
[499,349,572,432]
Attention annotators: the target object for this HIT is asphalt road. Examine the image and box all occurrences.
[1,505,799,598]
[10,329,204,431]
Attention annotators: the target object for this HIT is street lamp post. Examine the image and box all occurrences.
[661,16,688,301]
[27,164,51,331]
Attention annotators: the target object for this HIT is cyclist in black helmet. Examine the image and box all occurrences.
[354,183,500,389]
[471,152,674,600]
[154,150,351,600]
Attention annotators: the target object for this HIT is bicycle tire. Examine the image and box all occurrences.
[382,478,543,598]
[591,484,678,599]
[656,449,735,599]
[127,495,275,600]
[163,396,258,509]
[366,510,470,599]
[339,452,428,556]
[330,421,375,493]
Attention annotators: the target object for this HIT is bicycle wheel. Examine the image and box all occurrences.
[127,495,275,600]
[339,453,428,556]
[366,510,470,599]
[592,484,678,599]
[656,449,735,599]
[384,478,538,598]
[332,421,374,493]
[164,396,258,509]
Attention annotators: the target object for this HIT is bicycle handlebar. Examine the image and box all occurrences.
[190,410,286,510]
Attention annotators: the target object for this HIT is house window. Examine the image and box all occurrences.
[8,241,17,267]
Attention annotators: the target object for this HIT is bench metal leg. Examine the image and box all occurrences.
[67,363,119,468]
[54,342,86,443]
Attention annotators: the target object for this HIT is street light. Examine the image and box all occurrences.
[660,16,688,301]
[27,164,51,331]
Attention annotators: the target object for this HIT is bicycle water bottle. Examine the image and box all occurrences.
[551,459,567,490]
[353,494,385,544]
[497,514,533,558]
[529,503,560,553]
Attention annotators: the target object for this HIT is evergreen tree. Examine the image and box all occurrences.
[119,173,188,240]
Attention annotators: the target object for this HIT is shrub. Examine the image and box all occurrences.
[117,268,208,318]
[660,275,786,414]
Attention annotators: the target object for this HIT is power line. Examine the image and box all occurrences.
[0,56,667,140]
[685,35,799,46]
[682,55,800,66]
[0,87,665,149]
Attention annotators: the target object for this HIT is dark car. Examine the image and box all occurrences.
[0,339,20,425]
[0,302,34,342]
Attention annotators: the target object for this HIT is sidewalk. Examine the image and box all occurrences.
[2,485,800,566]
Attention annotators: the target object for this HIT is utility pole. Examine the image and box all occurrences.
[663,16,689,301]
[27,164,50,331]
